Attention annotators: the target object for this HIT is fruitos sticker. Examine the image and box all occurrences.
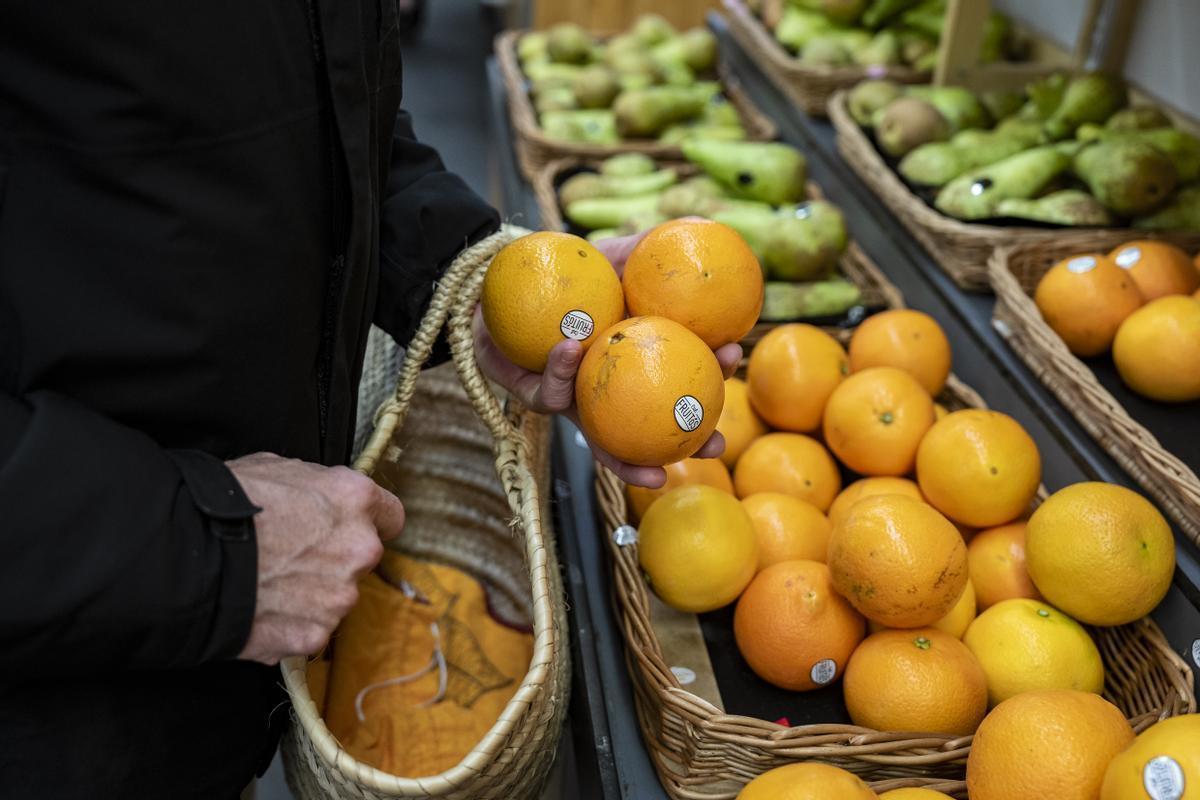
[1066,256,1098,274]
[1143,756,1185,800]
[560,310,595,341]
[810,659,837,685]
[1115,247,1142,269]
[673,395,704,432]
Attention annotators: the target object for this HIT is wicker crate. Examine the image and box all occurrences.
[531,157,905,351]
[721,0,930,117]
[828,90,1181,292]
[594,370,1196,798]
[988,231,1200,548]
[496,29,778,181]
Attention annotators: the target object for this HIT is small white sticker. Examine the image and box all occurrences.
[1115,246,1143,269]
[1144,755,1186,800]
[670,666,697,685]
[1191,638,1200,669]
[560,310,595,340]
[613,525,638,546]
[1067,256,1098,274]
[810,659,837,685]
[673,395,704,432]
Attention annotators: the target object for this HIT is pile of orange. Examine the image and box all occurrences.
[1033,240,1200,402]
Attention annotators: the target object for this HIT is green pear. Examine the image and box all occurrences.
[794,0,869,24]
[658,123,746,144]
[565,193,664,230]
[897,29,937,65]
[586,227,620,243]
[905,86,990,132]
[535,87,578,114]
[572,66,620,109]
[547,23,594,65]
[862,0,921,29]
[1132,184,1200,231]
[774,7,836,53]
[539,110,619,144]
[1075,128,1200,182]
[1042,72,1127,140]
[1074,139,1178,216]
[524,61,583,84]
[559,168,678,206]
[518,32,548,65]
[800,35,853,66]
[979,13,1011,63]
[877,97,951,157]
[853,30,902,66]
[703,98,742,127]
[900,1,948,38]
[600,153,657,177]
[899,142,970,186]
[655,60,696,87]
[709,205,778,259]
[1106,106,1171,132]
[980,89,1025,122]
[848,79,905,127]
[618,210,669,235]
[657,176,729,218]
[613,85,708,137]
[782,200,849,255]
[993,116,1044,142]
[633,14,676,46]
[1021,72,1068,120]
[761,280,863,321]
[681,27,719,73]
[934,145,1072,220]
[761,216,842,280]
[681,140,808,205]
[996,190,1115,226]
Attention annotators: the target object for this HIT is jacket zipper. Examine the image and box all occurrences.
[305,0,350,450]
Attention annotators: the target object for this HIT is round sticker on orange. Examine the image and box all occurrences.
[810,658,837,685]
[559,309,595,341]
[673,395,704,432]
[1114,246,1142,269]
[1066,256,1098,274]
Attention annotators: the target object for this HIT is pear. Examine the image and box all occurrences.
[540,110,619,144]
[565,193,664,230]
[1042,72,1127,140]
[559,169,678,206]
[906,86,990,132]
[1074,139,1177,216]
[848,79,905,127]
[900,1,948,38]
[681,140,808,205]
[681,27,719,73]
[934,146,1072,220]
[862,0,921,29]
[783,200,849,255]
[996,190,1115,226]
[658,124,746,144]
[656,61,696,87]
[877,97,951,157]
[524,61,583,84]
[608,51,659,85]
[1132,184,1200,231]
[853,30,902,66]
[518,32,548,66]
[710,205,778,259]
[762,216,842,280]
[761,280,863,321]
[899,142,969,186]
[827,29,873,52]
[604,34,642,63]
[794,0,869,24]
[993,116,1044,142]
[600,153,657,177]
[774,7,835,53]
[800,36,853,66]
[897,29,937,65]
[618,210,669,235]
[980,89,1025,122]
[613,86,708,137]
[586,228,620,243]
[703,98,742,128]
[657,176,729,217]
[1021,72,1068,120]
[632,14,676,47]
[572,66,620,109]
[547,23,594,65]
[1076,128,1200,182]
[979,13,1011,63]
[1106,106,1171,132]
[535,87,578,114]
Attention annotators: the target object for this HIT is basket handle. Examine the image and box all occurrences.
[354,224,533,476]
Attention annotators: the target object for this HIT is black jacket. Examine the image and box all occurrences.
[0,1,499,797]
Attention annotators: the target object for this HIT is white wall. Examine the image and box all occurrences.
[991,0,1200,120]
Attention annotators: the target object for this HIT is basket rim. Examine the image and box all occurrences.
[988,235,1200,548]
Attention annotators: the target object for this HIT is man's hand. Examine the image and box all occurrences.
[474,229,742,490]
[228,453,404,665]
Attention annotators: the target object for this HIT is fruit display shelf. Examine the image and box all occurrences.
[989,233,1200,547]
[721,0,930,118]
[495,29,777,180]
[530,157,905,350]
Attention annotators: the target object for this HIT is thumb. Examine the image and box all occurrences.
[370,486,406,542]
[535,340,582,413]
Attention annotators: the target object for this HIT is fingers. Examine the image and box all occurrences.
[592,230,650,276]
[715,342,744,379]
[534,340,581,413]
[370,486,406,542]
[591,444,667,489]
[693,431,727,460]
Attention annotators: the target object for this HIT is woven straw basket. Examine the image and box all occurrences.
[530,157,905,352]
[988,230,1200,548]
[596,370,1195,798]
[280,226,569,799]
[495,29,778,181]
[721,0,930,117]
[828,90,1185,292]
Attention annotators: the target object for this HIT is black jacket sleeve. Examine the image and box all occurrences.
[0,390,258,677]
[374,109,501,346]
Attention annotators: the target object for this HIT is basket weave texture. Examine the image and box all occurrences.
[721,0,930,117]
[280,226,569,799]
[495,29,778,181]
[827,90,1186,292]
[596,371,1196,799]
[988,230,1200,548]
[531,157,905,351]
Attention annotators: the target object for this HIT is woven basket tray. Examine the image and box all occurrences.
[531,157,906,351]
[989,230,1200,548]
[595,371,1195,799]
[280,226,570,800]
[828,90,1182,292]
[496,29,778,181]
[721,0,930,117]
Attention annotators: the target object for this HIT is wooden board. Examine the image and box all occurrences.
[532,0,722,31]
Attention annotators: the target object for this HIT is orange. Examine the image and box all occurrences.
[966,690,1134,800]
[848,309,952,395]
[822,367,934,476]
[626,458,733,522]
[1111,239,1200,301]
[1033,252,1144,357]
[866,579,976,639]
[967,522,1041,610]
[734,560,865,691]
[734,433,842,511]
[1026,482,1175,626]
[738,763,877,800]
[742,493,832,570]
[844,628,988,735]
[481,231,625,372]
[915,409,1041,528]
[637,485,758,613]
[1113,295,1200,402]
[622,218,764,349]
[827,494,968,628]
[718,377,768,469]
[827,477,924,529]
[576,316,725,466]
[963,598,1104,706]
[1101,714,1200,800]
[878,791,955,799]
[747,324,848,432]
